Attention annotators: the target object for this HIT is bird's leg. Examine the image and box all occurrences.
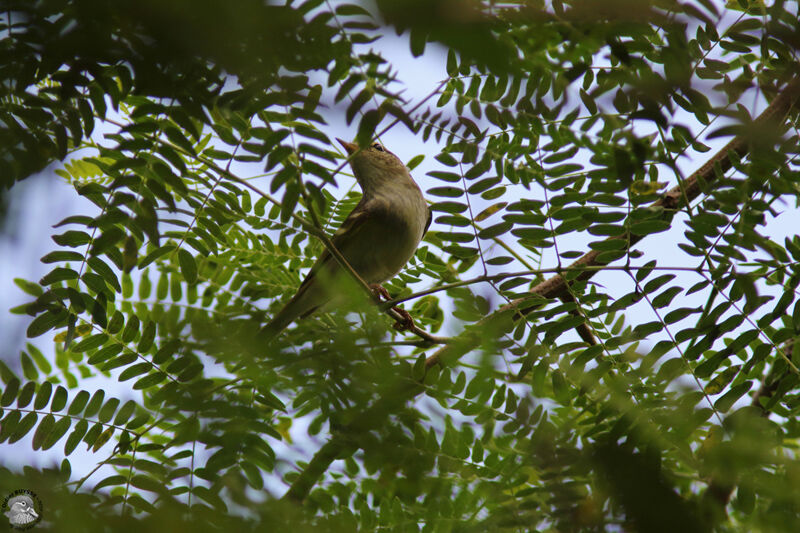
[369,283,391,301]
[390,308,415,331]
[369,284,415,331]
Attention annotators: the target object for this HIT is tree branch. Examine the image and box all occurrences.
[104,115,451,345]
[426,76,800,369]
[281,77,800,504]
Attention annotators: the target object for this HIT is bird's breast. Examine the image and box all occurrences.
[353,186,427,283]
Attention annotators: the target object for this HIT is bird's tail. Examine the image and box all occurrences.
[258,280,325,341]
[259,304,299,341]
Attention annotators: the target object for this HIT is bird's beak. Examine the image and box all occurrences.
[337,138,358,155]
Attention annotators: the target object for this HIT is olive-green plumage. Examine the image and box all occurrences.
[261,139,431,337]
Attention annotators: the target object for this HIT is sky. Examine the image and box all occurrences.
[0,23,455,494]
[2,0,800,500]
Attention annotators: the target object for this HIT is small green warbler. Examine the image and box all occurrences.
[262,139,431,336]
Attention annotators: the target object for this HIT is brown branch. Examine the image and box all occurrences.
[102,115,451,345]
[425,76,800,369]
[282,77,800,504]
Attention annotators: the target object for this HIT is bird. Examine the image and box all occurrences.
[260,138,431,338]
[4,494,39,526]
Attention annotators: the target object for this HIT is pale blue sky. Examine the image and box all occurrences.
[2,0,799,498]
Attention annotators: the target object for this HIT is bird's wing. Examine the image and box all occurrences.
[422,205,432,237]
[260,197,374,337]
[302,195,372,286]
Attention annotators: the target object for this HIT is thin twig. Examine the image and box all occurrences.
[424,76,800,369]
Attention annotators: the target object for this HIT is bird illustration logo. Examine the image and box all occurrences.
[2,491,41,529]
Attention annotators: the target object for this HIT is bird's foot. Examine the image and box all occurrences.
[391,307,415,331]
[369,284,415,331]
[369,283,392,301]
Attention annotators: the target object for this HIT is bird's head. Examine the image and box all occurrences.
[337,139,413,195]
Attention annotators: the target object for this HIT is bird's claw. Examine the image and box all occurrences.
[392,307,415,331]
[369,284,415,331]
[369,284,392,301]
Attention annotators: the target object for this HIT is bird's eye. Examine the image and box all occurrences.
[371,143,385,152]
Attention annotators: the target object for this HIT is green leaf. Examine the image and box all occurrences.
[87,257,121,293]
[178,249,198,284]
[32,413,56,450]
[93,474,127,492]
[92,426,114,452]
[434,152,458,167]
[68,390,90,415]
[407,154,424,170]
[88,343,123,365]
[468,177,501,195]
[27,343,52,375]
[704,365,741,395]
[39,267,80,286]
[107,311,124,334]
[631,219,671,236]
[409,27,427,57]
[17,382,35,408]
[41,251,85,263]
[14,278,43,297]
[98,398,120,423]
[164,125,195,154]
[113,400,137,425]
[355,109,381,147]
[552,370,570,404]
[52,230,92,247]
[119,362,151,382]
[34,381,53,409]
[64,419,88,456]
[133,372,168,390]
[9,412,37,444]
[72,333,108,353]
[122,315,140,343]
[714,381,753,412]
[137,321,156,353]
[42,416,72,450]
[131,474,164,494]
[1,378,20,407]
[82,272,110,295]
[431,201,468,214]
[478,222,512,239]
[89,226,125,256]
[21,351,38,380]
[428,186,464,198]
[427,170,461,182]
[51,386,68,411]
[27,310,67,338]
[242,461,265,490]
[84,390,105,418]
[138,243,177,270]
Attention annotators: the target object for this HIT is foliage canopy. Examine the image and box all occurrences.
[2,0,800,531]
